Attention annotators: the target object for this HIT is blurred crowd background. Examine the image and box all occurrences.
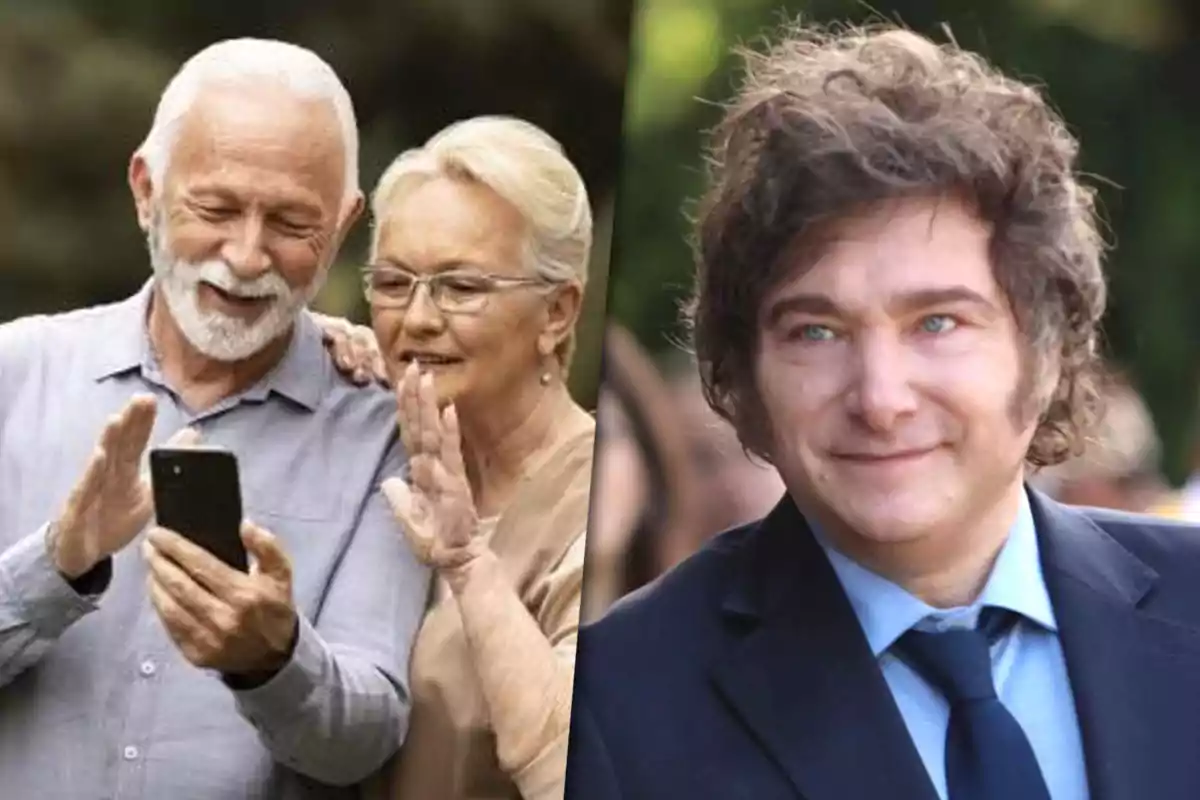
[585,0,1200,617]
[0,0,634,406]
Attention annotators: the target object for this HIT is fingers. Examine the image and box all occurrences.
[144,540,228,630]
[381,477,433,562]
[61,444,110,527]
[371,350,389,386]
[240,521,292,584]
[97,410,129,463]
[329,333,353,371]
[147,572,221,665]
[74,445,110,503]
[343,332,369,385]
[316,313,374,384]
[396,362,420,456]
[383,461,435,528]
[382,476,417,527]
[440,404,466,479]
[429,458,474,548]
[315,313,353,348]
[381,476,407,514]
[61,399,155,542]
[111,394,158,467]
[417,371,441,455]
[163,425,202,449]
[312,312,338,341]
[146,527,243,599]
[407,453,471,534]
[349,326,381,385]
[408,454,440,496]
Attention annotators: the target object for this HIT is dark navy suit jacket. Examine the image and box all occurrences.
[564,489,1200,800]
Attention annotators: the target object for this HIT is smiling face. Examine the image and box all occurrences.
[754,196,1042,555]
[131,81,356,361]
[369,174,561,410]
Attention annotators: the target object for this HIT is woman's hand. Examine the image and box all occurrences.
[311,311,389,386]
[385,367,579,798]
[382,364,486,584]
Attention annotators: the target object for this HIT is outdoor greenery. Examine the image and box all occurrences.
[3,0,1197,479]
[613,0,1200,482]
[0,0,633,407]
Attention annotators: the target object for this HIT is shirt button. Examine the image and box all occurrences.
[139,660,157,677]
[123,745,139,761]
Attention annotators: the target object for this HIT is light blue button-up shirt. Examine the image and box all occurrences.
[815,490,1090,800]
[0,284,431,799]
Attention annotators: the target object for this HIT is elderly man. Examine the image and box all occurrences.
[0,38,429,798]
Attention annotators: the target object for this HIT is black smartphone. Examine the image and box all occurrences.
[149,446,249,572]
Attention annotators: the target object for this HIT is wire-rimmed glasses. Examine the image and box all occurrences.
[361,263,547,315]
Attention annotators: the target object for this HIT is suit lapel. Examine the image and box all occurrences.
[1033,492,1200,800]
[710,498,939,800]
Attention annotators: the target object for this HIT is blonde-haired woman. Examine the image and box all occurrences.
[342,116,595,800]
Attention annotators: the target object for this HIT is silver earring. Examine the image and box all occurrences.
[540,371,552,386]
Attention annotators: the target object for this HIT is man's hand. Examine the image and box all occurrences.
[144,521,298,678]
[311,312,388,386]
[50,395,199,579]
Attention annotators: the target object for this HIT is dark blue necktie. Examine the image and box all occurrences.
[894,609,1052,800]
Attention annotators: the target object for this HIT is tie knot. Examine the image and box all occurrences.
[894,609,1014,704]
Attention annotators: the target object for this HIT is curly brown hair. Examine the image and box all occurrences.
[684,20,1108,467]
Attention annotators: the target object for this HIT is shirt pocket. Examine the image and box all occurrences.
[240,509,351,617]
[241,480,345,524]
[235,445,352,525]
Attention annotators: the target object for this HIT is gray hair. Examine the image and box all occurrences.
[136,38,360,207]
[370,115,592,288]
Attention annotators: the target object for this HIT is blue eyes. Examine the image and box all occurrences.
[919,314,957,334]
[797,325,836,342]
[789,315,958,342]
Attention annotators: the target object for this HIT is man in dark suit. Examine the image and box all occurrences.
[565,20,1200,800]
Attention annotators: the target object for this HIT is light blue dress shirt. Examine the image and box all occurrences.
[815,490,1090,800]
[0,284,432,798]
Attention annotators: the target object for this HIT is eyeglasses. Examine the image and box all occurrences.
[361,264,547,315]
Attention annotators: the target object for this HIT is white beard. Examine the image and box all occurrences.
[147,218,324,362]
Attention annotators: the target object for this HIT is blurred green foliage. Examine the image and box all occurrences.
[0,0,632,408]
[4,0,1198,479]
[612,0,1200,482]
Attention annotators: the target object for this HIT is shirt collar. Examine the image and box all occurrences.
[92,278,326,412]
[237,310,326,412]
[815,487,1058,657]
[90,279,156,381]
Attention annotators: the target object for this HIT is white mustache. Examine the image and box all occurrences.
[193,260,288,300]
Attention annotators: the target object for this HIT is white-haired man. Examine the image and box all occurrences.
[0,38,430,798]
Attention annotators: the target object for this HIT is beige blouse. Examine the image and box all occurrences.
[383,418,595,800]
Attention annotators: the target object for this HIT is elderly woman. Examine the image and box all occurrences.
[326,116,594,800]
